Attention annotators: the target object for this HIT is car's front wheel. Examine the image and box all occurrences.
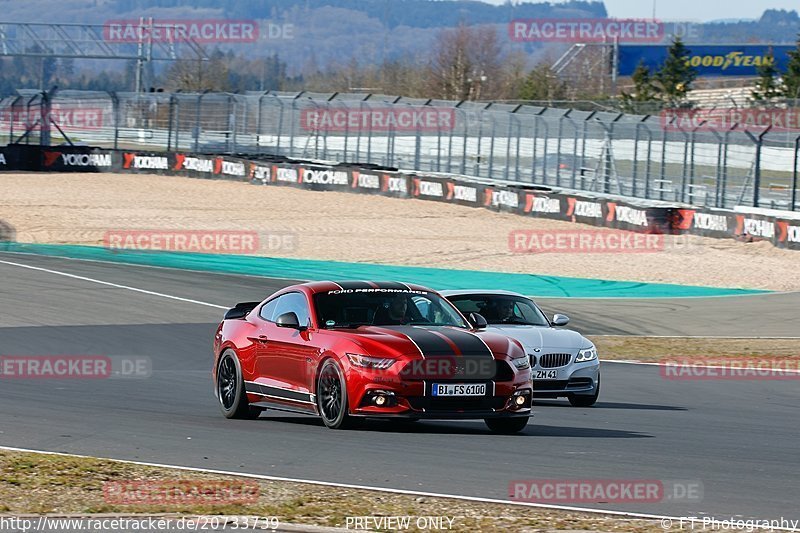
[316,359,356,429]
[484,417,529,434]
[217,349,262,419]
[568,375,600,407]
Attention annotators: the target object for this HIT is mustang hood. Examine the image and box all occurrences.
[330,325,520,358]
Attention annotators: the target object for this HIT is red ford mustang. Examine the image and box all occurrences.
[212,281,533,433]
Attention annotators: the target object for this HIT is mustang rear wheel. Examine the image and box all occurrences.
[484,417,529,434]
[217,349,261,419]
[317,359,356,429]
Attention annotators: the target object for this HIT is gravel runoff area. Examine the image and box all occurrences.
[1,171,798,291]
[0,449,667,532]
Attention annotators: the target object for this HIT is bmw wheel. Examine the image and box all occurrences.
[568,375,600,407]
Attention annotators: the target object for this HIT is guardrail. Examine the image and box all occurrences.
[1,89,799,212]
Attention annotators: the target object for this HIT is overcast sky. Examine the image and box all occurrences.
[477,0,799,22]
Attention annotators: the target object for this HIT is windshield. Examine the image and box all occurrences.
[313,289,468,329]
[446,294,549,326]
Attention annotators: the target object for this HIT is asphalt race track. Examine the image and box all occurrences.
[0,252,798,521]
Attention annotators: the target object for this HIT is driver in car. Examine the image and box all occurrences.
[375,294,411,325]
[491,299,517,323]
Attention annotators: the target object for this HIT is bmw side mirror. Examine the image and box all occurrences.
[276,312,307,331]
[552,314,570,327]
[468,312,488,330]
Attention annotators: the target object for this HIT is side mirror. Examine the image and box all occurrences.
[276,312,307,331]
[468,312,488,329]
[552,314,570,327]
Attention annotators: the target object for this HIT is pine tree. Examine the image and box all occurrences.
[517,64,567,101]
[620,61,660,112]
[752,49,783,102]
[655,37,697,109]
[783,34,800,102]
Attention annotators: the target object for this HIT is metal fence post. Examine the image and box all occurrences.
[109,91,119,150]
[227,93,236,153]
[166,94,175,151]
[504,107,518,181]
[745,127,771,208]
[555,110,566,188]
[719,127,734,208]
[487,109,496,179]
[513,113,522,181]
[792,135,800,211]
[366,97,375,165]
[8,96,21,142]
[414,102,424,170]
[194,92,207,153]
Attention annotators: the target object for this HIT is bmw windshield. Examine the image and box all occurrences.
[447,294,549,326]
[314,289,468,329]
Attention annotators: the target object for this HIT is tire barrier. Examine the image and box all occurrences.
[2,144,798,250]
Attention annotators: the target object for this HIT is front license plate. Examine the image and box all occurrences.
[431,383,486,397]
[533,370,558,380]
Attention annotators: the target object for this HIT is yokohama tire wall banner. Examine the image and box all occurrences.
[1,144,797,250]
[775,217,800,250]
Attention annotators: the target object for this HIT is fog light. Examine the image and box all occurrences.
[374,395,387,406]
[515,395,527,406]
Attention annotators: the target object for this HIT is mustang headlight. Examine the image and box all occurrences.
[346,353,396,370]
[576,346,598,363]
[512,356,531,370]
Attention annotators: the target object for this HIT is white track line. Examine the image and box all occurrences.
[2,445,796,530]
[0,258,228,310]
[603,359,800,373]
[0,249,306,283]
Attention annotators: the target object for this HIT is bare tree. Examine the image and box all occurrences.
[163,49,230,92]
[426,24,505,101]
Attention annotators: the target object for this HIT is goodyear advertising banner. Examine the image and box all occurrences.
[618,45,795,77]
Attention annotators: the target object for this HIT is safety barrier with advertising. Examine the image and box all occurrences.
[1,144,797,250]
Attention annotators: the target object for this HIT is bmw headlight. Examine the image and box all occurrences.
[576,346,598,363]
[346,353,396,370]
[512,356,531,370]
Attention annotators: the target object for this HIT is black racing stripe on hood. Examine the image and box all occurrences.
[390,326,458,356]
[335,281,376,289]
[435,328,493,357]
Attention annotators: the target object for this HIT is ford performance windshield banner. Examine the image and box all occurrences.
[618,45,795,77]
